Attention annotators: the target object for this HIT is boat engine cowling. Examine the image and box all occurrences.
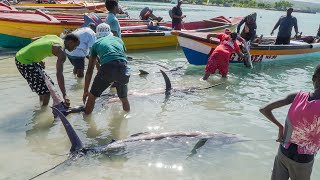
[81,13,103,28]
[139,7,163,22]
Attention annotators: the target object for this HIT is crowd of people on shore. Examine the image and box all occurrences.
[12,1,320,180]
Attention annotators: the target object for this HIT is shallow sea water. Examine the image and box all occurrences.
[1,1,320,180]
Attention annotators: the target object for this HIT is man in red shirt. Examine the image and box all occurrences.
[202,32,245,80]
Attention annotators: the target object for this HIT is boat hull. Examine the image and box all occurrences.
[0,11,240,50]
[178,34,320,65]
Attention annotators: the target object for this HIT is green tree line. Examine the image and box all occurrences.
[188,0,293,10]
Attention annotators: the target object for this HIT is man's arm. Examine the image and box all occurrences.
[259,93,297,142]
[294,18,299,35]
[83,55,97,103]
[52,45,69,106]
[236,51,245,58]
[206,33,218,39]
[237,18,246,34]
[271,18,281,35]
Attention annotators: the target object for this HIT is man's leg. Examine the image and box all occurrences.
[40,94,51,106]
[283,37,291,45]
[73,56,85,78]
[271,149,290,180]
[84,93,97,114]
[114,82,130,112]
[85,64,112,114]
[275,37,283,45]
[68,56,84,77]
[15,59,51,106]
[203,53,217,80]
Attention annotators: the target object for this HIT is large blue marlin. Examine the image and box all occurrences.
[28,107,250,179]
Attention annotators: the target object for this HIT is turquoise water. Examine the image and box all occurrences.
[1,1,320,179]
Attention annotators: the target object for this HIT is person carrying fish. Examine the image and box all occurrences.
[271,7,299,45]
[105,0,121,38]
[15,34,80,106]
[260,64,320,180]
[65,23,96,78]
[171,0,186,30]
[237,12,257,42]
[202,31,246,80]
[83,23,130,114]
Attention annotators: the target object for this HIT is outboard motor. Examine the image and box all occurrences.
[139,7,163,22]
[81,13,103,28]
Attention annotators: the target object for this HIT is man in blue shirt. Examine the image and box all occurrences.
[105,0,121,38]
[83,23,130,114]
[271,8,299,45]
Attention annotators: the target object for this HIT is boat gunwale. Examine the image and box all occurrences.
[178,32,318,51]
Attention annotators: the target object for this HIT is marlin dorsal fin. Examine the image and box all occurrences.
[160,70,172,93]
[51,107,83,152]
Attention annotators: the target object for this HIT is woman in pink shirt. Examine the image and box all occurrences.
[260,65,320,180]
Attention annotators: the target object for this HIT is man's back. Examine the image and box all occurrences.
[16,35,63,64]
[90,36,127,65]
[106,13,121,38]
[171,6,182,24]
[66,27,96,57]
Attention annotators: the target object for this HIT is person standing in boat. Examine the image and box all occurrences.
[105,0,121,38]
[83,23,130,114]
[15,34,80,106]
[202,32,245,80]
[260,64,320,180]
[237,12,257,42]
[171,0,186,30]
[65,24,96,78]
[271,7,299,45]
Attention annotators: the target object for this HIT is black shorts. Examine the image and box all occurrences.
[275,36,290,45]
[15,59,53,95]
[67,55,85,70]
[90,60,130,98]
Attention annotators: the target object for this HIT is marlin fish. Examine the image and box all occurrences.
[101,70,224,100]
[29,107,249,179]
[37,67,85,117]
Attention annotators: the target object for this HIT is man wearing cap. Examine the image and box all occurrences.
[203,31,246,79]
[171,0,186,30]
[271,8,299,45]
[65,24,96,78]
[83,23,130,114]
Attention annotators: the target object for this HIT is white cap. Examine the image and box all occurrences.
[96,23,113,39]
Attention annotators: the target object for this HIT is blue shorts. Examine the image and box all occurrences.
[67,55,85,70]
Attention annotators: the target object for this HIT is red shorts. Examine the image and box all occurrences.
[205,52,229,76]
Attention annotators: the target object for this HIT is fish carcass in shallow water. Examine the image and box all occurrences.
[28,107,249,179]
[101,70,225,102]
[37,67,85,118]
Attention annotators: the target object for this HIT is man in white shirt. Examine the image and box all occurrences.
[66,25,96,77]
